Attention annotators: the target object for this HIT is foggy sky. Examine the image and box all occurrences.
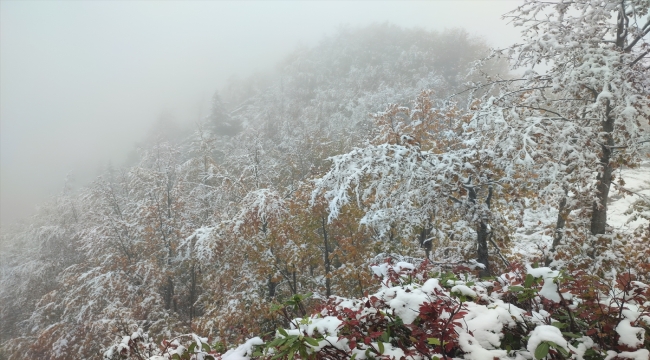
[0,1,522,227]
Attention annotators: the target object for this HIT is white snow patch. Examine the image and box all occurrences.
[616,319,645,348]
[221,337,263,360]
[527,265,561,302]
[527,325,568,355]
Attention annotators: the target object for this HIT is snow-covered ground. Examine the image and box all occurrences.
[513,203,557,257]
[513,161,650,257]
[608,161,650,232]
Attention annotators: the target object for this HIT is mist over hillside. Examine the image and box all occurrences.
[0,1,518,228]
[0,23,507,354]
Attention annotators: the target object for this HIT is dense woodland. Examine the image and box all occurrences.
[1,1,649,359]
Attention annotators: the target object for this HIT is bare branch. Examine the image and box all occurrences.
[630,50,650,67]
[624,18,650,52]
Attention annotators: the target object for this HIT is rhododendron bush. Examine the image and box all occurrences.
[106,259,649,360]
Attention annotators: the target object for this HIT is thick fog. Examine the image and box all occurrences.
[0,1,520,227]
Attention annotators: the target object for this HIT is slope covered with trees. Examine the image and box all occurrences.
[1,1,649,359]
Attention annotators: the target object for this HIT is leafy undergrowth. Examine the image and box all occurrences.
[105,260,650,360]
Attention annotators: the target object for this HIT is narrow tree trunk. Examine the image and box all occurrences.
[590,101,615,235]
[357,275,365,298]
[321,217,332,297]
[477,221,491,278]
[164,277,175,311]
[590,6,628,235]
[465,177,491,277]
[419,226,432,260]
[590,150,613,235]
[189,263,197,329]
[267,275,277,299]
[547,195,569,266]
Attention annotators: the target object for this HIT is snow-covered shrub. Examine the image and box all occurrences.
[202,259,650,360]
[103,330,222,360]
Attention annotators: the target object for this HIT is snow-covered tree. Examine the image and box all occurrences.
[314,0,649,276]
[313,92,518,277]
[467,0,649,268]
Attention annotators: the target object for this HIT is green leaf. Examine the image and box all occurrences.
[557,346,570,357]
[278,328,289,337]
[584,348,599,357]
[548,342,570,357]
[534,342,550,359]
[551,322,566,329]
[393,317,404,326]
[350,354,357,360]
[561,331,581,339]
[379,331,389,343]
[267,338,284,347]
[524,274,535,288]
[284,336,298,347]
[202,342,211,353]
[378,341,385,354]
[509,285,525,293]
[188,343,197,353]
[298,345,308,358]
[427,338,441,345]
[304,336,320,347]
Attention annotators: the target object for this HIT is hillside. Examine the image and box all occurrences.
[1,3,649,359]
[0,24,504,358]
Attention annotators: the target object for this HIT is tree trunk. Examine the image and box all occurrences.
[189,263,197,328]
[477,221,491,278]
[466,177,491,277]
[267,275,277,299]
[590,101,615,235]
[321,217,332,297]
[419,226,432,260]
[590,6,629,235]
[164,277,175,311]
[547,195,569,266]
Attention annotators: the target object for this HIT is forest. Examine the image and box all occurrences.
[0,1,649,359]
